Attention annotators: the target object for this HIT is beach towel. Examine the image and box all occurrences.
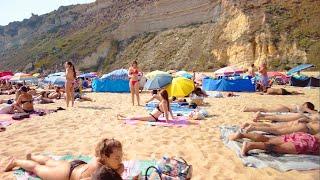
[14,154,157,180]
[219,125,320,171]
[124,116,199,127]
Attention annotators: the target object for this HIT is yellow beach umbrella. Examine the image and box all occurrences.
[33,73,40,77]
[165,77,195,97]
[145,70,170,79]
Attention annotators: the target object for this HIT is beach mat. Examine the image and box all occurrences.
[219,125,320,171]
[125,116,199,127]
[14,154,156,180]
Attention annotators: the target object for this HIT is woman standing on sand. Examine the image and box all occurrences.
[128,61,141,106]
[65,62,76,107]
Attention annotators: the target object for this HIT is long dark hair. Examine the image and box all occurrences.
[67,62,76,79]
[160,89,171,112]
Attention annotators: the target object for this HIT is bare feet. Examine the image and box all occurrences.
[253,111,262,122]
[241,142,251,156]
[117,114,126,120]
[244,124,255,133]
[241,106,248,112]
[229,132,243,141]
[4,157,16,172]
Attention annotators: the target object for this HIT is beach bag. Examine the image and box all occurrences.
[145,157,192,180]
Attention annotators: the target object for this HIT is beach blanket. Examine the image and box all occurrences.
[219,125,320,171]
[145,102,193,116]
[125,116,199,127]
[0,109,56,129]
[14,154,157,180]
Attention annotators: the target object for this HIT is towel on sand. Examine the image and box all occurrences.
[14,154,157,180]
[219,125,320,171]
[145,102,193,116]
[125,116,199,127]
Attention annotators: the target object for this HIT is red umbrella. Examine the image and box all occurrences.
[0,71,13,77]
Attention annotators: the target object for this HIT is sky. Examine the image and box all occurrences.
[0,0,96,26]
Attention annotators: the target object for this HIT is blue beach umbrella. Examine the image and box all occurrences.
[44,76,66,86]
[287,64,314,75]
[144,74,173,90]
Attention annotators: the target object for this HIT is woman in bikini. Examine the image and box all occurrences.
[242,113,320,135]
[12,86,34,113]
[128,61,141,106]
[118,89,174,122]
[261,87,304,95]
[65,62,76,107]
[4,138,124,180]
[229,131,320,156]
[242,102,316,114]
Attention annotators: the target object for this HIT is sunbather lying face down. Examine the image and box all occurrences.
[229,132,320,156]
[118,89,174,122]
[3,138,124,180]
[242,102,316,114]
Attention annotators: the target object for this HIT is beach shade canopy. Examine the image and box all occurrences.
[78,72,97,79]
[43,76,66,86]
[0,75,13,80]
[175,71,193,79]
[0,71,13,77]
[48,72,66,77]
[214,66,244,76]
[165,77,195,97]
[33,73,40,77]
[101,69,129,80]
[10,73,37,82]
[145,70,170,79]
[287,64,314,75]
[144,74,173,90]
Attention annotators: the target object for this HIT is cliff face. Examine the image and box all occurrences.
[0,0,319,72]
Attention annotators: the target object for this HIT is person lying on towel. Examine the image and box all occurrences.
[4,138,124,180]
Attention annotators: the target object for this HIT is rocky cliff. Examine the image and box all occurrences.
[0,0,319,72]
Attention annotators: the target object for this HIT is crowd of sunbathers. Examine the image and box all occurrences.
[228,102,319,156]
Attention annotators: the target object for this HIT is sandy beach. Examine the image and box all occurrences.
[0,85,319,180]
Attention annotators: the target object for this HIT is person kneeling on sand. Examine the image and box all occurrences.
[3,138,124,180]
[242,102,317,114]
[229,132,320,156]
[118,89,174,123]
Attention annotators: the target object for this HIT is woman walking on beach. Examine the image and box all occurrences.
[65,62,76,107]
[128,61,141,106]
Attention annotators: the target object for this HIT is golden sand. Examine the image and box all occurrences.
[0,85,319,180]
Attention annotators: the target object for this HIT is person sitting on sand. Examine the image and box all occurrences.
[242,102,316,114]
[190,87,208,98]
[4,138,124,180]
[145,90,160,103]
[241,113,320,135]
[118,89,174,122]
[261,87,304,95]
[229,131,320,156]
[12,86,34,113]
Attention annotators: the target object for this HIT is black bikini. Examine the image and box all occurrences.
[69,160,87,178]
[150,104,164,121]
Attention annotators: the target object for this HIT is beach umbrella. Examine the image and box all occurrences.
[78,72,97,78]
[33,73,40,77]
[10,73,37,81]
[144,74,173,90]
[0,75,12,80]
[165,77,195,97]
[287,64,314,75]
[145,70,170,79]
[101,69,129,80]
[214,66,244,76]
[0,71,13,77]
[43,76,66,86]
[48,72,66,77]
[176,71,193,79]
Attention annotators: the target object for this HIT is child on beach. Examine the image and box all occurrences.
[3,138,124,180]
